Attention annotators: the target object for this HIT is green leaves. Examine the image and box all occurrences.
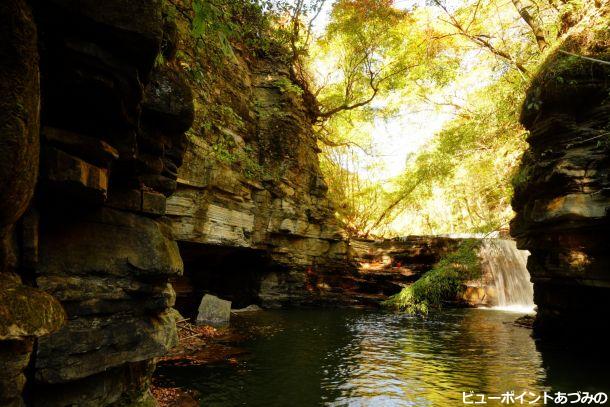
[384,241,482,314]
[191,1,236,59]
[312,0,434,118]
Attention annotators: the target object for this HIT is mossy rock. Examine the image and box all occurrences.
[521,5,610,127]
[0,275,66,340]
[0,0,40,240]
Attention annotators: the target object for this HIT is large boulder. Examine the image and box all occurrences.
[197,294,232,327]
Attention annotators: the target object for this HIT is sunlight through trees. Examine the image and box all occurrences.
[184,0,596,237]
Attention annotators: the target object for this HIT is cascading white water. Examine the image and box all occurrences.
[480,239,535,313]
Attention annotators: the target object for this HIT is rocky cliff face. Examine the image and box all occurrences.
[165,37,348,310]
[511,4,610,339]
[1,0,194,405]
[1,1,349,403]
[346,237,463,302]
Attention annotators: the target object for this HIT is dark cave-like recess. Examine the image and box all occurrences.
[172,242,273,317]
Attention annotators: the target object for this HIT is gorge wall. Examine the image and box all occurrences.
[511,3,610,340]
[1,1,349,405]
[1,0,194,405]
[5,0,608,404]
[164,14,349,311]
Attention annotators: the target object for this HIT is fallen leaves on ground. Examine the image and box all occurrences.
[152,319,248,405]
[150,384,199,407]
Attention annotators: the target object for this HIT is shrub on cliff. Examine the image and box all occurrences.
[384,241,482,315]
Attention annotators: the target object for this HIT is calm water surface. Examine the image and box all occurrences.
[157,309,610,406]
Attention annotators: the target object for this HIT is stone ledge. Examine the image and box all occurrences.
[35,310,177,384]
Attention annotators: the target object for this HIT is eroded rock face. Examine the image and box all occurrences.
[0,3,66,406]
[343,237,463,303]
[167,52,348,308]
[0,0,194,404]
[32,360,158,407]
[0,0,40,249]
[0,274,65,341]
[0,339,34,407]
[511,5,610,339]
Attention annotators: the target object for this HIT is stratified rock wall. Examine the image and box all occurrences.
[166,44,348,308]
[2,0,342,402]
[340,237,465,305]
[346,237,498,307]
[511,4,610,338]
[1,0,194,405]
[1,2,65,406]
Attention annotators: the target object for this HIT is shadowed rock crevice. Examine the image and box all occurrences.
[1,2,65,405]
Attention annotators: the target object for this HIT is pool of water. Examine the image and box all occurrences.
[157,308,610,406]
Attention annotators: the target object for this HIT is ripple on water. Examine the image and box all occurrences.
[154,308,609,407]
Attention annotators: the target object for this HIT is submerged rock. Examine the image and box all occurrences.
[197,295,232,327]
[232,304,263,313]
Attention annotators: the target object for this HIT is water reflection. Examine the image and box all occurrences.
[321,309,547,406]
[155,309,608,406]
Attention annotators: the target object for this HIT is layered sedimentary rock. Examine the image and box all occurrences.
[1,0,194,404]
[345,237,499,307]
[343,237,463,303]
[3,0,346,400]
[1,2,66,405]
[511,4,610,338]
[166,45,348,309]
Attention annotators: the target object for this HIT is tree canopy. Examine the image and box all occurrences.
[178,0,597,238]
[301,0,594,237]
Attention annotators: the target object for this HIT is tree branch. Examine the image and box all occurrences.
[364,179,424,237]
[510,0,548,51]
[433,0,530,75]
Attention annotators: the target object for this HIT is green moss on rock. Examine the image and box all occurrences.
[0,274,66,340]
[522,4,610,126]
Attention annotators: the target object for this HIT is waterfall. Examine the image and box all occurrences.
[480,239,535,312]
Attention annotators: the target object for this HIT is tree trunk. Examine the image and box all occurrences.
[511,0,548,51]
